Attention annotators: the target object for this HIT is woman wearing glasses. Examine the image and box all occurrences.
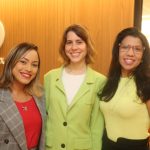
[98,27,150,150]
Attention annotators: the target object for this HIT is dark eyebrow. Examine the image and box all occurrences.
[20,57,39,63]
[20,57,28,60]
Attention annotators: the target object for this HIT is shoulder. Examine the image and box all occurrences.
[86,67,107,90]
[44,67,62,79]
[87,67,106,80]
[0,88,9,95]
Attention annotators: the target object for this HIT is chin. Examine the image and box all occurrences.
[71,60,80,63]
[20,80,32,85]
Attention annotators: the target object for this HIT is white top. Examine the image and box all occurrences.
[62,69,86,105]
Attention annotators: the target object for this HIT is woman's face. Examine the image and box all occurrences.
[119,36,144,77]
[65,31,87,65]
[12,50,39,87]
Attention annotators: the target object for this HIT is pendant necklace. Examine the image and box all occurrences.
[22,106,28,111]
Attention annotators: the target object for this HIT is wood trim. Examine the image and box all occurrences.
[134,0,143,30]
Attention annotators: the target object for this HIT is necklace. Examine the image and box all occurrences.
[22,106,28,111]
[15,98,33,112]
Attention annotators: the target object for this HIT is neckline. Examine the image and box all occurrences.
[63,68,86,76]
[15,97,33,104]
[64,65,87,75]
[120,75,134,79]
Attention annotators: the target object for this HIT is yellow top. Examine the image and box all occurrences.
[100,77,149,142]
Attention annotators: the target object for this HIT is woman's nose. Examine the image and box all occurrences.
[71,43,78,50]
[127,47,135,55]
[25,64,32,71]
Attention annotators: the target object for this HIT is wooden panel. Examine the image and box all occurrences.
[0,0,134,83]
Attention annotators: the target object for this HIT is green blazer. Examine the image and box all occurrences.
[44,66,105,150]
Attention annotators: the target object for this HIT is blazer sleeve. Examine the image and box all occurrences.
[90,77,105,150]
[44,73,50,112]
[37,94,46,150]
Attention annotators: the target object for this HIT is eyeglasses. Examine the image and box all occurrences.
[119,43,145,54]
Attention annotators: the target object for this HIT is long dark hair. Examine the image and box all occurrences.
[98,27,150,102]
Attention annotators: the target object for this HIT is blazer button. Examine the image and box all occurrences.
[61,143,65,148]
[4,139,9,144]
[63,122,67,126]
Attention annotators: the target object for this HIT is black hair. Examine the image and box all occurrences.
[98,27,150,102]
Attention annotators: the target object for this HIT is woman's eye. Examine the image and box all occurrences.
[66,41,72,45]
[19,60,26,64]
[122,46,129,49]
[135,47,141,51]
[32,64,39,67]
[77,41,83,44]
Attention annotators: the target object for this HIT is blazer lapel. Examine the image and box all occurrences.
[69,82,90,109]
[68,67,94,110]
[33,96,44,118]
[33,95,45,126]
[55,78,65,94]
[52,67,65,94]
[0,89,27,150]
[33,95,45,150]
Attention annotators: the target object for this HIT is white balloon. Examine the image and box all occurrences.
[0,21,5,48]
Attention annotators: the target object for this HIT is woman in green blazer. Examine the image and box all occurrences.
[45,24,105,150]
